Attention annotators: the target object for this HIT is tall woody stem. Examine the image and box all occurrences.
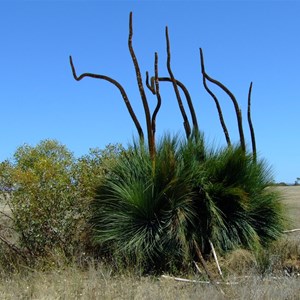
[69,56,144,140]
[247,82,257,162]
[200,48,246,152]
[199,49,231,146]
[128,12,155,159]
[166,27,191,139]
[152,52,162,142]
[157,77,199,134]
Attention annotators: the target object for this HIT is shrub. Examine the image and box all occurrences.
[0,140,124,259]
[4,140,81,256]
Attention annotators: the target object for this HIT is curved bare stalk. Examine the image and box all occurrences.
[200,48,245,151]
[152,53,162,139]
[156,77,199,134]
[145,71,156,95]
[247,82,257,162]
[199,49,231,146]
[69,56,144,140]
[128,12,154,159]
[165,27,191,138]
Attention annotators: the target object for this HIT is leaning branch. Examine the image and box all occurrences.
[0,234,28,260]
[69,56,144,140]
[157,77,199,133]
[200,48,245,151]
[193,240,225,296]
[199,49,231,146]
[166,27,191,138]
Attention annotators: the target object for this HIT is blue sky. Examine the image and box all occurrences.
[0,0,299,183]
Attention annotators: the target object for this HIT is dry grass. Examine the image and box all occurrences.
[0,263,299,300]
[275,186,300,229]
[0,187,299,299]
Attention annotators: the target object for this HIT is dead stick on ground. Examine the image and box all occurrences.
[283,228,300,233]
[209,239,224,279]
[193,261,203,275]
[193,240,226,296]
[161,275,239,285]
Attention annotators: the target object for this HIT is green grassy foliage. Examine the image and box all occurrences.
[91,135,194,271]
[90,134,285,272]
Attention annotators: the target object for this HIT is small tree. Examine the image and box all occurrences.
[5,140,80,256]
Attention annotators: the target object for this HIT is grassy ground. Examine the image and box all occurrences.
[0,186,299,299]
[277,185,300,228]
[0,264,299,300]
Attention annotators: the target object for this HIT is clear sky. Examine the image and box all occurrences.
[0,0,299,184]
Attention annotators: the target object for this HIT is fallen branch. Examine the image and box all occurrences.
[162,274,209,284]
[161,275,239,285]
[193,240,226,296]
[283,228,300,233]
[193,261,203,275]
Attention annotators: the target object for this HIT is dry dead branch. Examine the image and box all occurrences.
[209,239,224,279]
[193,240,226,296]
[283,228,300,233]
[161,275,239,285]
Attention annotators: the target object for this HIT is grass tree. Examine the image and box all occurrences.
[70,12,284,273]
[89,135,284,273]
